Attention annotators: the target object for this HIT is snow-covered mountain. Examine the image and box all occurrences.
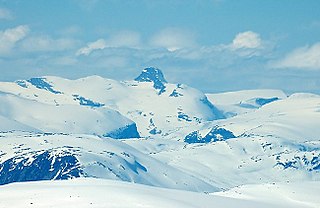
[0,67,319,207]
[0,67,224,139]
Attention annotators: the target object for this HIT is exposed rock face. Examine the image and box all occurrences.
[0,149,82,185]
[135,67,167,94]
[184,126,236,144]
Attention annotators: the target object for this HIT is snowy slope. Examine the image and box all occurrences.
[214,180,320,208]
[207,89,287,117]
[0,67,224,139]
[0,114,36,132]
[150,135,320,189]
[0,92,139,138]
[214,92,320,141]
[0,178,319,208]
[0,131,216,192]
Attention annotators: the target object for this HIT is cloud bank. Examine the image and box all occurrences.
[0,25,319,94]
[76,31,141,56]
[0,25,29,55]
[273,42,320,70]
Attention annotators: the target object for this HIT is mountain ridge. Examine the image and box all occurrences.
[0,67,225,139]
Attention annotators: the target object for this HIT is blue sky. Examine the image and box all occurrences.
[0,0,320,93]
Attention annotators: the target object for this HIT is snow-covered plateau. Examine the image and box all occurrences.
[0,67,319,207]
[1,178,319,208]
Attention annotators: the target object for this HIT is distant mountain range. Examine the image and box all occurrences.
[0,67,319,197]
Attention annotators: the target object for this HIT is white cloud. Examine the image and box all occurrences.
[20,36,78,52]
[0,25,29,55]
[231,31,262,49]
[0,8,13,20]
[76,39,107,56]
[273,42,320,70]
[76,31,141,56]
[150,28,196,51]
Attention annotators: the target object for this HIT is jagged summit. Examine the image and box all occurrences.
[134,67,167,93]
[134,67,167,83]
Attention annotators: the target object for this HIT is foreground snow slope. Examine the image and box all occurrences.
[214,180,320,208]
[0,179,318,208]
